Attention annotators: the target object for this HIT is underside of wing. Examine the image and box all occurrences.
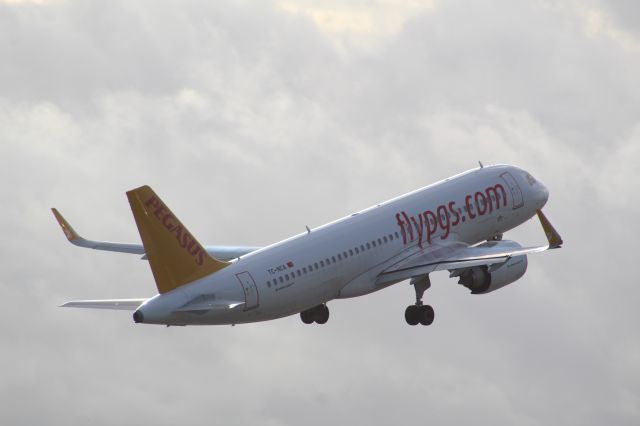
[377,209,562,285]
[60,299,148,310]
[377,241,546,284]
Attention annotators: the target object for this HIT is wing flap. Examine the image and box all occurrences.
[60,299,147,310]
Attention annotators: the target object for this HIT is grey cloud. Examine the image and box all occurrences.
[1,0,639,425]
[592,0,640,35]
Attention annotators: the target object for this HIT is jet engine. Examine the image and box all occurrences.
[455,241,528,294]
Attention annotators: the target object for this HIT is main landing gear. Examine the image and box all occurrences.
[405,275,434,326]
[300,304,329,324]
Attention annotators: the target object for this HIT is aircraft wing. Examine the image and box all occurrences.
[377,210,562,285]
[52,208,260,260]
[60,299,147,310]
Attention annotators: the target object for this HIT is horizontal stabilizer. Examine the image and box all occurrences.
[60,299,147,311]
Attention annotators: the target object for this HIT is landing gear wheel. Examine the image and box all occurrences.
[300,304,330,324]
[300,310,314,324]
[405,305,420,326]
[418,305,435,326]
[315,304,329,324]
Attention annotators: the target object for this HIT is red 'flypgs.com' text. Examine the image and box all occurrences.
[395,183,508,248]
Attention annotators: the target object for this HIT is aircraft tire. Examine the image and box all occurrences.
[315,305,329,324]
[300,310,314,324]
[418,305,435,326]
[405,305,420,326]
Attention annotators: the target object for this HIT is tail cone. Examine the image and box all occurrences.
[133,310,144,323]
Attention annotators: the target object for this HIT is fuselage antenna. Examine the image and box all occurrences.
[478,161,484,168]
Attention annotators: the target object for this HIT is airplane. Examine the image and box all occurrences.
[53,163,562,327]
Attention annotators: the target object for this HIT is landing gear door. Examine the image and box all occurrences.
[235,271,259,311]
[500,172,524,209]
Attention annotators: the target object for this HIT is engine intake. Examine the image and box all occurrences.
[457,241,528,294]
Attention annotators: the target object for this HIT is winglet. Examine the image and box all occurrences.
[537,210,563,249]
[51,208,82,242]
[126,186,229,294]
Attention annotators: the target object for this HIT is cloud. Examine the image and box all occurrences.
[277,0,436,36]
[1,0,639,425]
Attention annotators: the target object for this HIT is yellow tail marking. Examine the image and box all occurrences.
[51,208,79,241]
[126,186,229,294]
[536,210,563,249]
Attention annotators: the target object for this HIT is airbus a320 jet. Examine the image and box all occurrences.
[54,164,562,326]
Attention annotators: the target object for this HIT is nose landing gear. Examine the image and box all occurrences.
[405,275,434,326]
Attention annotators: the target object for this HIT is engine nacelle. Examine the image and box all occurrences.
[457,241,528,294]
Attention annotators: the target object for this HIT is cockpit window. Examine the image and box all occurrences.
[525,172,536,185]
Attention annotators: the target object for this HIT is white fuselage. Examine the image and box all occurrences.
[137,165,549,325]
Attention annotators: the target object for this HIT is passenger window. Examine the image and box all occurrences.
[383,236,388,243]
[349,249,354,256]
[279,276,284,283]
[338,253,342,260]
[332,256,336,263]
[355,247,359,254]
[267,281,271,288]
[320,260,325,267]
[343,251,348,258]
[395,232,399,239]
[297,270,301,277]
[303,267,307,274]
[389,234,393,241]
[285,274,290,281]
[367,242,371,249]
[372,241,376,247]
[314,262,319,270]
[360,244,365,251]
[325,258,330,265]
[377,238,382,245]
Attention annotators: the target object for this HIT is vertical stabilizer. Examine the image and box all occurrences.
[126,186,228,293]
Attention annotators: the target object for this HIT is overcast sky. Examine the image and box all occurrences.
[1,0,639,425]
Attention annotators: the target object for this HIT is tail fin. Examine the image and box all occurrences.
[126,186,229,294]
